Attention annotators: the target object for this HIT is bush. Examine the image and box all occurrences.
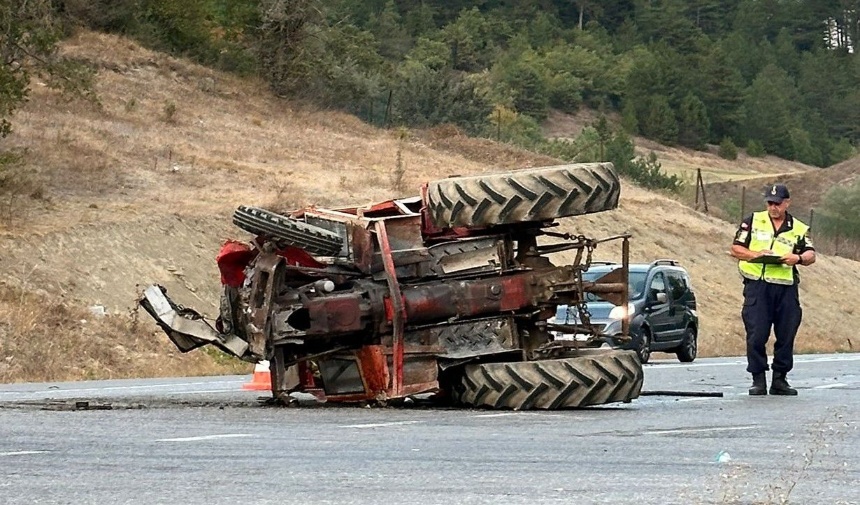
[545,129,684,193]
[621,101,638,134]
[719,137,738,160]
[486,107,543,145]
[627,152,683,192]
[827,138,856,166]
[678,93,710,150]
[789,127,823,166]
[746,139,766,157]
[391,65,492,134]
[720,197,743,223]
[641,95,678,145]
[537,127,600,161]
[816,178,860,240]
[494,58,550,121]
[547,74,584,113]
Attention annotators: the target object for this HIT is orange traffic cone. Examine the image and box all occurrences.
[242,360,272,391]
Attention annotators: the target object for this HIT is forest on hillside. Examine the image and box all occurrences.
[1,1,860,245]
[32,0,856,168]
[1,1,859,169]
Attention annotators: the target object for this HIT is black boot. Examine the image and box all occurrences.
[770,372,798,396]
[749,373,767,396]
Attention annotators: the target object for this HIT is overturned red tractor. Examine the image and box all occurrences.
[140,163,643,409]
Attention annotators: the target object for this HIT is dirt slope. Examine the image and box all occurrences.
[703,154,860,222]
[0,31,857,382]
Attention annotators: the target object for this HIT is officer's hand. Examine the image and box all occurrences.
[756,249,775,257]
[781,253,800,265]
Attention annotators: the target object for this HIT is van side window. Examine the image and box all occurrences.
[666,271,687,300]
[648,272,665,301]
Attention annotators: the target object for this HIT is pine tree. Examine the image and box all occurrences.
[368,0,410,59]
[678,93,710,149]
[503,59,550,121]
[257,0,325,96]
[1,0,94,138]
[642,95,678,145]
[742,64,799,159]
[698,44,745,142]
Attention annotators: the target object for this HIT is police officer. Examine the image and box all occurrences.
[730,183,816,396]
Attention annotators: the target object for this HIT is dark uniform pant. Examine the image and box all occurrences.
[741,280,802,374]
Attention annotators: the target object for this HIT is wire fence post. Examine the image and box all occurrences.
[383,90,393,128]
[694,168,708,213]
[740,186,746,220]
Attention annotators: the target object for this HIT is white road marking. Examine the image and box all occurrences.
[647,361,743,369]
[813,383,847,389]
[472,412,572,419]
[338,421,421,429]
[643,425,759,436]
[650,354,860,369]
[0,381,245,399]
[156,434,255,442]
[0,451,49,456]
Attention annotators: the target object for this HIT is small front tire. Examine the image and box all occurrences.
[676,326,697,363]
[636,329,652,364]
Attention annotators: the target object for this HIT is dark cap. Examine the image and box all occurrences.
[764,183,790,203]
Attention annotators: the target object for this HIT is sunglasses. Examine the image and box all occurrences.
[766,201,783,207]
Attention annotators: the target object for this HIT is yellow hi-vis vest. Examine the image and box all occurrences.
[738,211,809,285]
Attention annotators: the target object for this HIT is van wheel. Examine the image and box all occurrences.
[637,329,652,364]
[676,327,697,363]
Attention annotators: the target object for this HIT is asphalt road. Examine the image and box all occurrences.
[1,354,858,505]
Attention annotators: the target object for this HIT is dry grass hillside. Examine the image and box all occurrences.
[704,154,860,221]
[1,31,857,383]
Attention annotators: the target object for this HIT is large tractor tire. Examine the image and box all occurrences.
[426,163,620,229]
[454,350,643,410]
[232,206,344,256]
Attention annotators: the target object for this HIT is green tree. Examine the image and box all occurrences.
[742,64,799,159]
[789,127,823,166]
[817,178,860,240]
[60,0,138,32]
[746,139,766,157]
[797,49,860,146]
[403,2,437,37]
[494,56,549,121]
[527,11,563,48]
[624,45,685,129]
[677,92,710,149]
[313,24,386,116]
[719,137,738,160]
[404,37,449,71]
[1,0,94,138]
[136,0,213,58]
[772,28,800,75]
[368,0,410,59]
[621,100,638,134]
[828,138,857,165]
[684,0,738,37]
[635,0,703,51]
[256,0,324,96]
[720,31,774,84]
[439,7,501,72]
[698,43,745,142]
[642,95,678,145]
[391,63,491,133]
